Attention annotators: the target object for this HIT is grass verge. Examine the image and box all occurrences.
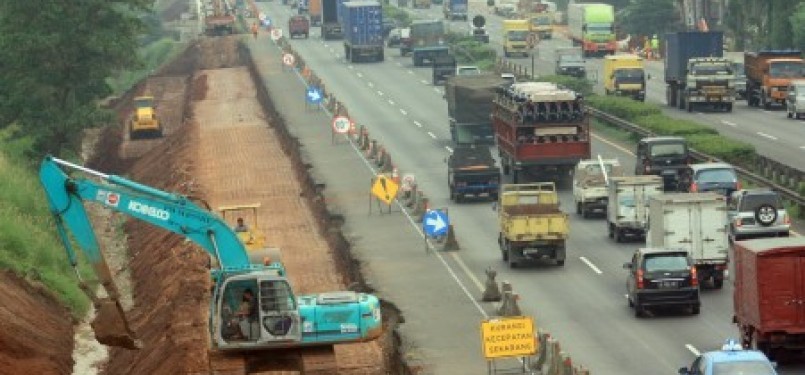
[107,37,186,95]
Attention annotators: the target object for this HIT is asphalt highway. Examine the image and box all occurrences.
[258,2,805,373]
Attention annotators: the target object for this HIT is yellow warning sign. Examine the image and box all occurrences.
[480,316,537,360]
[371,175,399,205]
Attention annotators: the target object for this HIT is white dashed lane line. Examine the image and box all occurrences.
[421,79,429,84]
[408,70,414,75]
[414,121,423,128]
[388,99,395,105]
[400,109,407,115]
[579,256,603,274]
[720,120,737,127]
[377,90,384,96]
[685,344,701,356]
[348,65,354,70]
[757,132,778,141]
[357,72,363,78]
[368,82,374,88]
[427,131,437,139]
[445,146,453,153]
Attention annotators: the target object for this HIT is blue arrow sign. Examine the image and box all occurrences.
[423,209,449,238]
[306,87,323,104]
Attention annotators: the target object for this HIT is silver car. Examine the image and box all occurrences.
[728,189,790,241]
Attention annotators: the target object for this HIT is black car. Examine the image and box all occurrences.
[624,248,700,317]
[634,136,691,191]
[678,162,740,197]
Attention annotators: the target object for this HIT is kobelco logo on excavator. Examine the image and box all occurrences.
[128,201,170,220]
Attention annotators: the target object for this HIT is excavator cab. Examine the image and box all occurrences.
[129,96,163,140]
[219,203,267,251]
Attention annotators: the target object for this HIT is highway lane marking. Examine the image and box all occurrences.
[420,79,428,84]
[579,256,603,274]
[434,88,441,94]
[757,132,778,141]
[367,82,374,88]
[427,131,437,139]
[329,48,335,53]
[720,120,737,127]
[449,252,485,292]
[348,65,354,70]
[357,72,363,78]
[685,344,701,357]
[377,90,384,96]
[414,121,423,128]
[388,99,395,105]
[591,133,634,155]
[396,62,402,66]
[801,146,805,150]
[408,70,414,75]
[400,109,407,115]
[445,146,453,153]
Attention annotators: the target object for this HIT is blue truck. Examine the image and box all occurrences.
[322,0,346,40]
[342,1,384,63]
[443,0,468,21]
[410,19,449,66]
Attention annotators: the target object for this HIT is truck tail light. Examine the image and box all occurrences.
[643,162,651,173]
[636,269,644,289]
[690,182,698,192]
[784,214,791,225]
[691,266,699,286]
[736,181,742,190]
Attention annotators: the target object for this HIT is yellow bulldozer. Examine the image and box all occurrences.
[128,96,163,140]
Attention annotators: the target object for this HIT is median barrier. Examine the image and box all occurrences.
[481,267,502,302]
[404,186,418,208]
[379,152,393,173]
[367,140,378,160]
[375,146,386,167]
[411,194,428,222]
[496,282,521,316]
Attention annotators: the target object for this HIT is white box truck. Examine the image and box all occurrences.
[647,192,730,289]
[607,175,663,242]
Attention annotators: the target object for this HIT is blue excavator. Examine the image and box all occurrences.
[39,156,382,351]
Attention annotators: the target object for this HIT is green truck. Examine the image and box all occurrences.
[567,3,615,57]
[410,19,449,66]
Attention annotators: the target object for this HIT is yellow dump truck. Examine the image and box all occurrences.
[496,182,569,268]
[502,19,531,58]
[603,54,647,101]
[129,96,163,140]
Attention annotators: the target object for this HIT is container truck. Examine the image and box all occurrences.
[502,19,530,58]
[733,237,805,359]
[493,82,590,183]
[647,192,729,289]
[664,31,735,112]
[567,3,615,57]
[447,145,500,202]
[445,74,506,145]
[606,175,663,242]
[744,50,805,109]
[409,20,449,66]
[322,0,343,40]
[495,183,569,268]
[309,0,322,25]
[342,1,384,63]
[443,0,468,20]
[603,54,646,101]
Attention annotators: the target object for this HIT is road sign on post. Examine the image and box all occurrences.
[480,316,537,360]
[423,209,449,238]
[400,174,416,192]
[282,53,295,67]
[306,87,323,105]
[271,28,283,41]
[370,175,399,206]
[332,116,350,134]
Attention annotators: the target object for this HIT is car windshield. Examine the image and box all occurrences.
[583,163,615,175]
[531,17,551,26]
[713,360,775,375]
[649,143,686,157]
[696,168,737,184]
[739,193,781,211]
[560,55,583,63]
[796,84,805,96]
[458,68,480,75]
[614,68,644,80]
[586,23,611,34]
[769,61,805,78]
[643,254,688,272]
[508,30,529,41]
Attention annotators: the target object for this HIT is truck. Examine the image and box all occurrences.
[445,74,506,145]
[447,145,501,202]
[567,3,615,57]
[342,1,384,63]
[664,31,735,112]
[38,156,383,351]
[443,0,468,20]
[204,0,236,36]
[309,0,322,25]
[288,15,311,39]
[413,0,431,8]
[518,0,552,39]
[733,237,805,359]
[496,183,568,268]
[744,50,805,109]
[572,158,623,218]
[502,19,530,58]
[606,175,663,242]
[493,82,591,183]
[554,47,586,78]
[322,0,344,40]
[432,54,457,85]
[603,54,647,101]
[647,192,730,289]
[409,19,449,66]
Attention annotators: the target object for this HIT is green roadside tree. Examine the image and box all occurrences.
[789,2,805,52]
[618,0,678,39]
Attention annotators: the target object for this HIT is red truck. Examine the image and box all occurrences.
[733,237,805,360]
[288,15,310,39]
[493,82,591,183]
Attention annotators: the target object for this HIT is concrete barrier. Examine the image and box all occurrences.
[411,195,428,222]
[481,267,502,302]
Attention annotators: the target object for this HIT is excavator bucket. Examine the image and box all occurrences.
[91,298,142,350]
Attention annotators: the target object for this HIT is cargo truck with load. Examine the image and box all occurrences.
[322,0,344,40]
[432,54,457,85]
[606,175,663,242]
[409,19,449,66]
[567,3,615,57]
[733,237,805,359]
[445,74,506,145]
[664,31,735,112]
[495,183,568,268]
[502,19,530,58]
[308,0,322,25]
[603,54,647,101]
[572,158,623,218]
[443,0,468,20]
[342,1,384,63]
[447,145,500,202]
[744,50,805,109]
[647,192,729,288]
[493,82,591,183]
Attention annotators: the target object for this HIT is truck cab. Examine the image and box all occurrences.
[502,19,530,58]
[603,54,646,101]
[555,47,586,78]
[572,158,623,218]
[443,0,468,20]
[528,12,553,39]
[684,57,736,112]
[634,136,691,191]
[432,54,457,85]
[288,15,310,39]
[744,50,805,109]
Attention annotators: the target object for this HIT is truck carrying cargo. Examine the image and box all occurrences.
[647,192,729,288]
[572,158,623,218]
[606,175,663,242]
[309,0,322,25]
[567,3,615,57]
[603,54,646,101]
[443,0,468,20]
[447,145,500,202]
[322,0,345,40]
[664,31,735,112]
[744,50,805,109]
[342,1,384,63]
[288,15,310,39]
[496,183,568,268]
[432,54,457,85]
[493,82,590,183]
[733,237,805,359]
[445,74,506,145]
[409,20,449,66]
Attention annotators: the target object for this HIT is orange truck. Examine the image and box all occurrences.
[309,0,322,26]
[745,50,805,109]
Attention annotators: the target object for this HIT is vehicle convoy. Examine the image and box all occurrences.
[567,2,616,57]
[679,339,778,375]
[288,15,311,38]
[518,0,553,39]
[447,145,500,202]
[554,47,586,78]
[204,0,236,36]
[572,158,623,218]
[342,1,384,63]
[647,192,730,288]
[493,82,591,183]
[502,19,530,58]
[728,188,791,241]
[787,79,805,119]
[496,183,569,268]
[745,49,805,109]
[634,136,691,191]
[443,0,468,21]
[470,15,490,43]
[733,237,805,359]
[664,31,735,112]
[432,54,457,85]
[624,247,701,318]
[409,19,449,66]
[128,96,163,140]
[445,74,505,144]
[321,0,344,40]
[606,175,663,242]
[308,0,322,25]
[39,156,383,351]
[603,54,647,101]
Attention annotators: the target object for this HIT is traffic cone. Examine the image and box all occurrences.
[441,224,459,251]
[481,267,502,302]
[391,166,400,185]
[412,195,428,223]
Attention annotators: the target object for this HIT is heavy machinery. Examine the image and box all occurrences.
[128,96,163,140]
[744,50,805,109]
[39,156,383,351]
[204,0,236,36]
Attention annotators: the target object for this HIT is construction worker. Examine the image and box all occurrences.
[650,34,659,59]
[251,22,259,39]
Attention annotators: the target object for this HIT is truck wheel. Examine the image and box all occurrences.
[713,278,724,289]
[576,202,582,215]
[725,103,733,112]
[614,228,624,243]
[687,99,693,112]
[502,163,510,175]
[511,170,519,183]
[505,243,517,268]
[691,305,700,315]
[634,302,644,318]
[608,223,614,238]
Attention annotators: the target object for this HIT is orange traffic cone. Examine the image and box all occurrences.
[391,166,400,185]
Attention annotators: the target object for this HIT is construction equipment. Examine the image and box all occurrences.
[128,96,163,140]
[39,156,383,351]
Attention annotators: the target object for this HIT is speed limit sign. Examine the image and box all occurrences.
[282,53,295,67]
[271,28,283,41]
[332,116,351,134]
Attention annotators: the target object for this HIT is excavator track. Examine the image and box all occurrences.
[207,346,337,374]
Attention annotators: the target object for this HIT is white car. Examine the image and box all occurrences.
[456,65,481,75]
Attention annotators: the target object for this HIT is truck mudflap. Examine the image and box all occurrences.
[694,261,728,289]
